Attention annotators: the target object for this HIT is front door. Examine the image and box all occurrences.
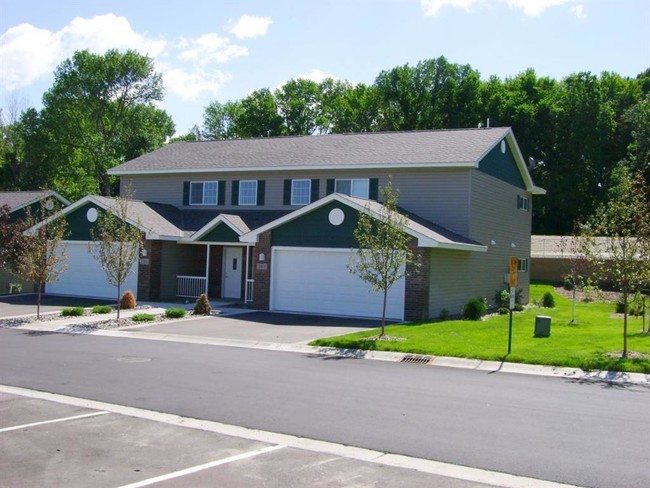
[222,247,243,299]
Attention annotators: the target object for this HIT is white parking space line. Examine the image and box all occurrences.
[117,444,286,488]
[1,385,581,488]
[0,410,108,433]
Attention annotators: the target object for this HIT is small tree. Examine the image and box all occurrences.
[348,178,418,336]
[17,199,68,318]
[581,170,650,357]
[559,224,591,323]
[89,195,143,319]
[0,204,27,274]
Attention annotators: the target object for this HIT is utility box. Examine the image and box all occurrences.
[535,316,551,337]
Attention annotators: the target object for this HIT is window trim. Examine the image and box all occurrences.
[335,178,370,199]
[518,258,528,273]
[291,179,312,206]
[517,194,529,212]
[189,181,218,206]
[238,180,258,206]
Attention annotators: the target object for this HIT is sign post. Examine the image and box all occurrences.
[508,257,518,354]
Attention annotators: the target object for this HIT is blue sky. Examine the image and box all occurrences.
[1,0,648,135]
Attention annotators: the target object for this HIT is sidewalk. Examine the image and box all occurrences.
[4,307,649,387]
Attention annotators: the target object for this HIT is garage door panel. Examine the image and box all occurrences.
[47,242,138,299]
[272,248,404,320]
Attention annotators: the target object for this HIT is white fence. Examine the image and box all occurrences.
[177,275,207,298]
[246,279,254,303]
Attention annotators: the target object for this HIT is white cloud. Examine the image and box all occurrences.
[178,33,248,65]
[421,0,581,17]
[506,0,577,16]
[420,0,483,16]
[163,68,231,101]
[229,14,273,39]
[0,14,166,90]
[295,69,339,84]
[570,4,587,19]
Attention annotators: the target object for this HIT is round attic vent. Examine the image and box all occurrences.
[87,207,98,223]
[44,199,54,210]
[328,208,345,226]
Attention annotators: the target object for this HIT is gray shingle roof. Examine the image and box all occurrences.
[0,191,69,212]
[109,128,511,174]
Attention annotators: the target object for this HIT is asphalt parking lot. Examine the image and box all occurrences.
[0,389,497,488]
[129,311,379,344]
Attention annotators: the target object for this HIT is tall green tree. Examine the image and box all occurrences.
[236,88,284,138]
[348,179,418,335]
[202,100,242,140]
[39,49,175,198]
[275,79,322,135]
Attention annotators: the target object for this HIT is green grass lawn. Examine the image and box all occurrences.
[310,283,650,373]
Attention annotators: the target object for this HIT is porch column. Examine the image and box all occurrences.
[205,244,211,296]
[244,244,251,303]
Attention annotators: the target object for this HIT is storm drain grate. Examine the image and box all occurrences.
[400,354,433,365]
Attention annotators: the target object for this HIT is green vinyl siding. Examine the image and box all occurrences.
[478,140,525,189]
[272,202,360,248]
[198,223,240,243]
[63,202,136,241]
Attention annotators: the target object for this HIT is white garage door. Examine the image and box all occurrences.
[47,242,138,299]
[271,248,404,320]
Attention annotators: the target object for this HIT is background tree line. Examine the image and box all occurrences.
[198,57,649,235]
[1,52,648,235]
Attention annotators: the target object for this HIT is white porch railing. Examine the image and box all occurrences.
[246,279,254,303]
[177,275,207,298]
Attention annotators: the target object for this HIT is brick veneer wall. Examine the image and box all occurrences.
[252,231,272,310]
[138,240,162,301]
[404,239,430,321]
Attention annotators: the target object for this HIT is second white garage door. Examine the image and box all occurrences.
[47,242,138,300]
[271,248,405,320]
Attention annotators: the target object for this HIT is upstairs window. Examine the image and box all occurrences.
[239,180,258,206]
[335,179,369,199]
[190,181,218,205]
[518,258,528,273]
[291,179,311,205]
[517,195,529,211]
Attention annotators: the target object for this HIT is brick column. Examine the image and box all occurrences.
[252,231,272,310]
[137,240,162,301]
[404,239,429,322]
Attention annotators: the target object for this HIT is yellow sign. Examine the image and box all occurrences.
[509,256,518,287]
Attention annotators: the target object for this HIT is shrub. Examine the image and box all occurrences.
[514,303,524,312]
[132,313,155,322]
[494,289,510,308]
[120,290,136,310]
[438,308,450,321]
[193,293,211,315]
[61,307,84,317]
[497,307,509,315]
[165,307,186,319]
[462,296,487,321]
[542,292,555,308]
[92,305,112,314]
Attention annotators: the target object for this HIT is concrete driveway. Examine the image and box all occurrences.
[129,311,381,344]
[0,294,113,318]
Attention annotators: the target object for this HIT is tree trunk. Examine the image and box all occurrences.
[117,282,121,319]
[36,282,42,319]
[381,288,388,337]
[622,289,628,358]
[571,286,576,323]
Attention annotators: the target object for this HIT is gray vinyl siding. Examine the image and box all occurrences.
[428,171,532,316]
[122,168,471,236]
[469,170,531,303]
